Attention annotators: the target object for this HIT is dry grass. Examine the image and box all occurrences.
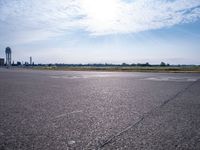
[30,66,200,73]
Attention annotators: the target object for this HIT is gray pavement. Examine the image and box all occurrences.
[0,68,200,150]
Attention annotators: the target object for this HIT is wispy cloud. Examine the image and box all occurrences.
[80,0,200,35]
[0,0,200,43]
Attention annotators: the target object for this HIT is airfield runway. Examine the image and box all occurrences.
[0,68,200,150]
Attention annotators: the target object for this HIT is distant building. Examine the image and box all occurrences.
[30,57,32,65]
[5,47,12,66]
[0,58,4,66]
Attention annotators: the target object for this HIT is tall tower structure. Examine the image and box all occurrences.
[30,57,32,65]
[5,47,12,66]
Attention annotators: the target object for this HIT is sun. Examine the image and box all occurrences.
[80,0,120,23]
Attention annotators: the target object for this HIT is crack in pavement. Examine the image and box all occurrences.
[96,79,200,150]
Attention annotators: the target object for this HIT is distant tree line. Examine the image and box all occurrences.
[6,61,199,67]
[36,62,198,67]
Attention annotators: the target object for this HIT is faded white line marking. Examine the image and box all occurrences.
[68,140,76,145]
[143,77,198,82]
[55,110,83,119]
[50,74,115,79]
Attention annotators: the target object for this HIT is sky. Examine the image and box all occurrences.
[0,0,200,64]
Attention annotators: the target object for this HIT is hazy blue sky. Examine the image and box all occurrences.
[0,0,200,64]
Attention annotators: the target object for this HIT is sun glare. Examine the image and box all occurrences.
[81,0,120,23]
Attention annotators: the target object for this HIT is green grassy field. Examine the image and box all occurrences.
[31,66,200,73]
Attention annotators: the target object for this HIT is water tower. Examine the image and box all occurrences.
[5,47,12,66]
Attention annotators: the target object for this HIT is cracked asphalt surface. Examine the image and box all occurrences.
[0,68,200,150]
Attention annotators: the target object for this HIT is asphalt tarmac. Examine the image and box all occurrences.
[0,68,200,150]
